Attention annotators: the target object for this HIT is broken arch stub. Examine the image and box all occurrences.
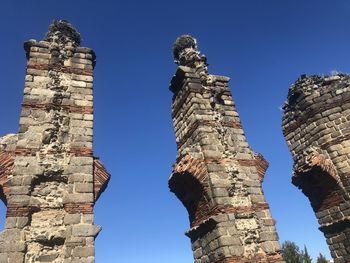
[0,21,110,263]
[169,35,284,263]
[282,74,350,263]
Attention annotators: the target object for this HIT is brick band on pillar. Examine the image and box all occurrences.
[168,35,285,263]
[0,20,110,262]
[282,74,350,263]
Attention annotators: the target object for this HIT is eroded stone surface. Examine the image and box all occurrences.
[169,35,284,263]
[0,20,110,263]
[282,74,350,263]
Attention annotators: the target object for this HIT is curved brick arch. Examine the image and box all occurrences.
[295,151,341,183]
[291,157,350,261]
[169,155,212,226]
[293,165,345,213]
[170,170,211,226]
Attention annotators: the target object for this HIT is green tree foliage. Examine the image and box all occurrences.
[281,241,303,263]
[316,253,328,263]
[302,246,312,263]
[281,241,329,263]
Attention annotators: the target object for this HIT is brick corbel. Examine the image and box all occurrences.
[93,158,111,201]
[0,152,15,205]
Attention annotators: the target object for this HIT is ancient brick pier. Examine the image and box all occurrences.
[0,21,110,262]
[169,35,284,263]
[282,74,350,263]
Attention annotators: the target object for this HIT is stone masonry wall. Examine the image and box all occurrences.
[282,74,350,263]
[0,20,110,263]
[169,35,284,263]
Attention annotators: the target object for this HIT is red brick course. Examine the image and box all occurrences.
[27,61,93,76]
[22,102,93,114]
[15,147,93,157]
[64,202,94,214]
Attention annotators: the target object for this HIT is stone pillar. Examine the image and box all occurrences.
[169,35,284,263]
[282,74,350,263]
[0,20,110,263]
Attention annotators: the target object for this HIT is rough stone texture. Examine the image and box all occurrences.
[0,20,110,263]
[169,35,284,263]
[282,74,350,263]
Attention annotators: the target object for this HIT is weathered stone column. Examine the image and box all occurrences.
[169,35,284,263]
[0,20,110,263]
[282,74,350,263]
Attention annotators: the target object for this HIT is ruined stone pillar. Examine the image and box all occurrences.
[0,20,110,263]
[282,74,350,263]
[169,35,284,263]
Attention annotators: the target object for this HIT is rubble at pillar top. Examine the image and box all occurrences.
[44,20,81,46]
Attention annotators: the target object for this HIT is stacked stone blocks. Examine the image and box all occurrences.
[0,21,110,263]
[282,74,350,262]
[169,35,284,263]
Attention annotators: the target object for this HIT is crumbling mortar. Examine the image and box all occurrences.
[170,35,284,262]
[283,73,350,261]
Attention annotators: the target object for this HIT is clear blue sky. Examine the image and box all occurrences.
[1,0,350,262]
